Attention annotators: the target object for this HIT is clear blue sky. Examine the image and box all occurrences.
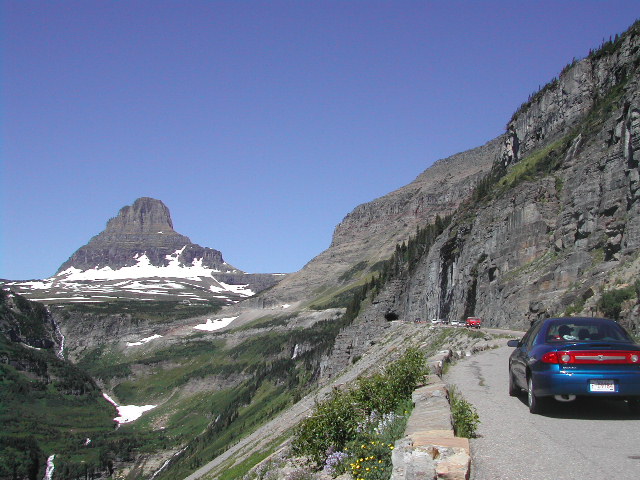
[2,1,639,280]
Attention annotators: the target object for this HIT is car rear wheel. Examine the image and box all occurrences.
[628,398,640,414]
[527,376,545,414]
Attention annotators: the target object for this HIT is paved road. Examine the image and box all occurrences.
[445,345,640,480]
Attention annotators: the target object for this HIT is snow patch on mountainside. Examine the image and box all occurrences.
[193,317,237,331]
[2,245,280,303]
[55,248,233,281]
[102,393,156,424]
[211,282,254,296]
[126,334,163,347]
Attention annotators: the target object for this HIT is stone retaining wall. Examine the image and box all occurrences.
[391,341,501,480]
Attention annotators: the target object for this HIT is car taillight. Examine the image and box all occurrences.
[542,350,640,364]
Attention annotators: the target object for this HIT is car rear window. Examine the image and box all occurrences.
[545,319,633,343]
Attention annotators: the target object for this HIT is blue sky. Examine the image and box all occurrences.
[2,1,639,280]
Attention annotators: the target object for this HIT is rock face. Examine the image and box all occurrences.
[371,22,640,332]
[0,290,61,351]
[58,197,226,273]
[313,22,640,375]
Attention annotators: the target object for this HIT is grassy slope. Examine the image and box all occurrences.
[0,332,116,478]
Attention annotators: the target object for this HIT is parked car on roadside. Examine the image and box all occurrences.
[466,317,482,329]
[507,317,640,414]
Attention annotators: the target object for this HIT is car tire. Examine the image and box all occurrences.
[508,369,520,397]
[527,376,545,414]
[628,398,640,414]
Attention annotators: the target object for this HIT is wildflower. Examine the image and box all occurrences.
[323,450,349,476]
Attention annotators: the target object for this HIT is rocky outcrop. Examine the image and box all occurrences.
[0,290,60,351]
[502,30,640,168]
[315,24,640,379]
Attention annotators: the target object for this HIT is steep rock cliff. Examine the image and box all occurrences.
[321,22,640,374]
[396,22,640,331]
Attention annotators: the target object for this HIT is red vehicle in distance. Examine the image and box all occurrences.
[466,317,482,329]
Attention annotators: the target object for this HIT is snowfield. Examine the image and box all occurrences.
[102,393,156,424]
[55,248,230,281]
[2,246,275,304]
[193,317,238,331]
[126,334,163,347]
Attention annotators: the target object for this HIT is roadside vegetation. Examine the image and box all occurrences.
[290,348,428,478]
[448,386,480,438]
[598,281,640,321]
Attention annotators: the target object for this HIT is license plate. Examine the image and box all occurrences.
[589,379,616,392]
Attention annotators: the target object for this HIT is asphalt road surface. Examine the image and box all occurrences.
[445,344,640,480]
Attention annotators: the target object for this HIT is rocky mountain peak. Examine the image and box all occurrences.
[56,197,198,273]
[0,198,285,303]
[105,197,177,235]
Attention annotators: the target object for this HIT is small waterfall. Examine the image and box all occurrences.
[149,447,187,480]
[43,454,55,480]
[48,308,65,360]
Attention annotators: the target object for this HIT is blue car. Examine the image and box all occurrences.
[508,317,640,414]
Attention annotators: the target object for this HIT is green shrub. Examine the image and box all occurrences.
[448,386,480,438]
[292,349,427,466]
[292,389,362,465]
[598,286,635,320]
[565,298,586,316]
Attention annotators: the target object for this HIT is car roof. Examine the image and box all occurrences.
[543,316,616,325]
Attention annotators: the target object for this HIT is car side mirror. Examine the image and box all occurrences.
[507,339,521,347]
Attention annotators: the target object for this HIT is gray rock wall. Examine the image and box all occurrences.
[397,25,640,332]
[314,25,640,379]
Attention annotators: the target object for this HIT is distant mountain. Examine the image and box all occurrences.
[57,197,226,274]
[3,197,284,303]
